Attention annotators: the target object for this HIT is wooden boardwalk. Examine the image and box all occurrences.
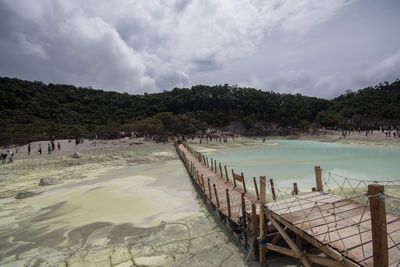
[175,142,400,267]
[177,143,257,224]
[265,191,400,266]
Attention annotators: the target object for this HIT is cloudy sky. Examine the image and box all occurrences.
[0,0,399,99]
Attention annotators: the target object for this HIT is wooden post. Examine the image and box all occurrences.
[202,155,206,165]
[270,178,276,201]
[296,235,302,250]
[241,172,247,193]
[259,176,266,265]
[206,157,209,168]
[369,184,388,267]
[226,188,231,217]
[224,165,229,182]
[213,184,220,208]
[219,162,223,178]
[293,182,298,195]
[253,177,259,200]
[207,178,212,200]
[241,192,248,248]
[251,203,258,259]
[210,158,213,171]
[200,174,205,191]
[214,160,217,173]
[232,169,237,187]
[315,166,323,191]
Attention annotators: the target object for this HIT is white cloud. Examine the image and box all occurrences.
[0,0,360,93]
[355,50,400,86]
[13,32,48,60]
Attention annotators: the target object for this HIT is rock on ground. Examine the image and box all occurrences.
[72,152,81,158]
[39,177,60,186]
[15,191,37,199]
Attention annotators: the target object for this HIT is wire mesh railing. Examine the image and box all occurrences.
[178,141,400,266]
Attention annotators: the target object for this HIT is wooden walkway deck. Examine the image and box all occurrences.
[175,142,400,267]
[177,143,257,223]
[265,191,400,266]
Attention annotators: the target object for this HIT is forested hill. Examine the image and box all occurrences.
[317,80,400,127]
[0,77,399,145]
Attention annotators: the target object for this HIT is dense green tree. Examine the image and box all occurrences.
[0,77,399,145]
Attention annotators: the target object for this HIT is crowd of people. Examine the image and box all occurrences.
[339,125,400,139]
[1,136,62,164]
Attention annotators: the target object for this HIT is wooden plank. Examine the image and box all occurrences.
[293,183,298,195]
[270,179,276,200]
[213,184,220,208]
[315,166,323,191]
[259,176,266,265]
[241,193,248,247]
[264,206,361,267]
[253,177,259,200]
[265,244,345,267]
[266,210,312,267]
[369,184,388,267]
[226,188,231,217]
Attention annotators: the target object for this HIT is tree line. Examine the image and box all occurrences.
[0,77,399,145]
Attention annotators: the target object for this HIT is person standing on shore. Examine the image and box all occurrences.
[28,143,31,155]
[7,150,13,163]
[48,143,52,154]
[1,151,7,163]
[38,144,42,154]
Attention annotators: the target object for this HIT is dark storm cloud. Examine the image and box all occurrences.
[0,0,399,97]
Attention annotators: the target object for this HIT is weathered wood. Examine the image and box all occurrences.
[224,165,229,182]
[213,184,220,208]
[207,178,212,200]
[219,162,223,178]
[259,176,266,265]
[265,244,344,267]
[315,166,323,191]
[200,174,205,191]
[241,172,247,193]
[266,209,312,267]
[264,205,360,267]
[210,158,213,171]
[175,143,395,267]
[251,203,257,259]
[270,178,276,201]
[296,235,302,250]
[241,192,248,248]
[253,177,259,200]
[226,188,231,217]
[369,184,388,267]
[293,182,298,195]
[206,157,209,168]
[232,169,237,187]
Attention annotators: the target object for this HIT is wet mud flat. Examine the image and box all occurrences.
[0,142,276,266]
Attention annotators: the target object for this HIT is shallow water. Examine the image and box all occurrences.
[0,143,255,266]
[194,139,400,190]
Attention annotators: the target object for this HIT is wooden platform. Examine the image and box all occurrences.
[265,191,400,266]
[176,142,400,267]
[177,143,256,223]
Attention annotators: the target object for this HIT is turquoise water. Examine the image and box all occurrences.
[203,140,400,190]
